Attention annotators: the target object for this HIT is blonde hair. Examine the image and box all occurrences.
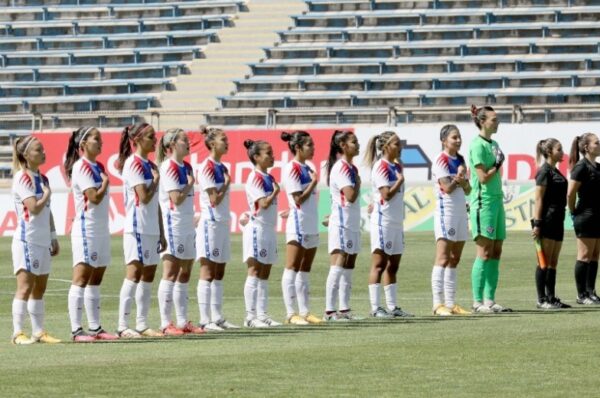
[157,128,185,164]
[12,135,37,173]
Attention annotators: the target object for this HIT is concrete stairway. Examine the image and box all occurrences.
[154,0,305,130]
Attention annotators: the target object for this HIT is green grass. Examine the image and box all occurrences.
[0,232,598,397]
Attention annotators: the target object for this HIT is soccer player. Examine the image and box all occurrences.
[532,138,570,309]
[116,123,167,338]
[196,127,238,331]
[567,133,600,305]
[469,105,511,313]
[281,130,322,325]
[156,128,205,335]
[242,139,282,328]
[11,135,61,344]
[64,127,118,342]
[431,125,472,316]
[364,131,413,318]
[324,130,362,321]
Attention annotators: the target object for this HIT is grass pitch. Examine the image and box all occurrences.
[0,232,599,397]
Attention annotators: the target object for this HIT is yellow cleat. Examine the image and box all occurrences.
[304,313,324,324]
[32,331,62,344]
[450,304,472,315]
[138,328,164,337]
[285,314,309,325]
[433,304,453,316]
[12,332,34,345]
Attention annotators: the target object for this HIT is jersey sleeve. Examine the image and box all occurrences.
[199,161,217,191]
[14,172,36,202]
[535,166,550,187]
[162,162,181,193]
[569,161,587,183]
[432,154,451,181]
[469,141,488,168]
[285,163,304,194]
[335,162,355,190]
[247,173,268,205]
[74,162,97,193]
[126,158,147,189]
[372,161,391,189]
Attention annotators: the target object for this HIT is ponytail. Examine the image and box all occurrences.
[325,130,353,185]
[12,135,35,173]
[156,128,184,164]
[536,138,560,165]
[471,104,495,130]
[64,129,81,180]
[281,130,311,155]
[569,133,595,169]
[200,126,225,151]
[116,122,150,173]
[363,130,397,168]
[244,139,268,165]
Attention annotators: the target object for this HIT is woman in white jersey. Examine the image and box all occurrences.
[364,131,413,318]
[11,135,61,344]
[116,123,166,338]
[323,130,361,321]
[430,125,472,316]
[242,139,282,328]
[196,127,238,331]
[64,127,118,341]
[156,128,205,335]
[281,130,322,325]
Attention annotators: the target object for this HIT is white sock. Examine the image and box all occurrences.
[244,276,259,321]
[384,283,397,311]
[257,279,269,319]
[84,285,101,331]
[173,282,189,328]
[444,267,458,308]
[211,280,224,323]
[431,265,445,308]
[135,281,153,332]
[339,268,353,311]
[295,271,310,317]
[197,279,211,325]
[158,279,174,329]
[281,268,297,317]
[368,283,380,312]
[27,299,44,336]
[118,279,137,331]
[325,265,343,312]
[12,298,27,335]
[68,285,85,332]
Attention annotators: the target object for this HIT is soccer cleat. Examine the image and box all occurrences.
[285,314,309,325]
[323,311,340,321]
[489,303,512,313]
[91,328,119,341]
[370,307,393,319]
[550,297,571,309]
[161,323,185,336]
[472,303,493,313]
[433,304,453,316]
[72,328,96,343]
[117,328,141,339]
[304,313,324,324]
[215,319,240,330]
[449,304,471,315]
[138,328,164,337]
[338,310,364,321]
[588,292,600,304]
[258,316,282,327]
[576,294,595,305]
[12,332,33,345]
[244,318,269,328]
[32,331,61,344]
[201,322,224,332]
[389,307,414,317]
[181,321,206,335]
[536,300,555,310]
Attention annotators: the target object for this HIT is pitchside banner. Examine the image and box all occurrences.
[1,122,598,236]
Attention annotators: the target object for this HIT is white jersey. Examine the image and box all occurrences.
[370,158,404,229]
[198,157,230,223]
[12,169,51,247]
[122,154,160,235]
[329,159,361,232]
[159,158,195,234]
[71,157,109,237]
[245,169,278,227]
[283,159,318,235]
[432,152,467,214]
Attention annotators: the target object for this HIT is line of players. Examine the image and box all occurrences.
[9,105,599,344]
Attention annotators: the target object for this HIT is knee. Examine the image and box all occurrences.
[16,285,33,300]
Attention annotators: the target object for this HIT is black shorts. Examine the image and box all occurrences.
[574,210,600,239]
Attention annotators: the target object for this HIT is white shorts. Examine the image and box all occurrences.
[285,232,319,249]
[243,223,278,265]
[123,233,161,266]
[12,240,51,276]
[162,232,196,260]
[196,220,230,263]
[434,211,469,242]
[370,224,404,255]
[328,224,361,255]
[71,234,111,267]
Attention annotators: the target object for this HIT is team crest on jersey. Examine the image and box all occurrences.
[346,240,353,249]
[177,244,185,254]
[91,252,98,261]
[32,259,39,269]
[386,241,392,249]
[212,248,220,257]
[259,249,267,258]
[486,226,495,234]
[448,228,456,236]
[144,249,150,259]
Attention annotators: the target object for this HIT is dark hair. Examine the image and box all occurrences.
[536,138,561,164]
[569,133,596,169]
[439,124,459,150]
[363,130,398,167]
[157,128,185,164]
[12,135,37,172]
[244,139,269,165]
[281,130,311,155]
[326,130,354,186]
[64,126,98,180]
[116,123,152,173]
[199,125,225,151]
[471,105,496,130]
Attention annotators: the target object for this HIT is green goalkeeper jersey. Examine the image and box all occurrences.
[468,135,503,202]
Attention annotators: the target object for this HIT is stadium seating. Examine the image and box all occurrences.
[206,0,600,126]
